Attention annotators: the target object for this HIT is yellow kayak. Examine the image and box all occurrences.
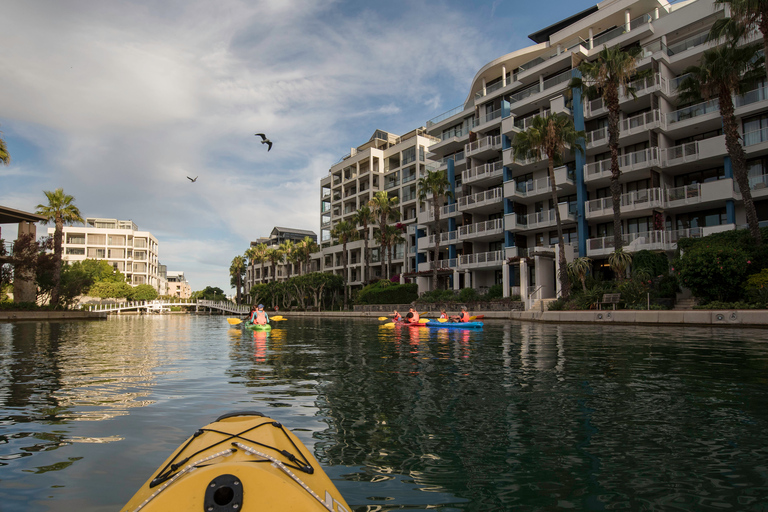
[121,411,351,512]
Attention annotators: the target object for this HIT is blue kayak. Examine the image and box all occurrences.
[425,321,483,329]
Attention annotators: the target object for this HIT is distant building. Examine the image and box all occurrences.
[244,227,317,296]
[48,218,162,291]
[166,271,191,299]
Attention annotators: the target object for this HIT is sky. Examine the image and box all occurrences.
[1,0,599,294]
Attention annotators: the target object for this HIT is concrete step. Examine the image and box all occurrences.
[531,298,558,312]
[674,298,697,310]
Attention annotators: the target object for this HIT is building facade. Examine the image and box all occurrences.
[166,271,192,299]
[416,0,768,302]
[318,128,440,290]
[48,218,162,291]
[244,227,318,295]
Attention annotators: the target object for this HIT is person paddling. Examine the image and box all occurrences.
[251,304,270,325]
[452,306,470,323]
[406,307,420,324]
[392,310,402,322]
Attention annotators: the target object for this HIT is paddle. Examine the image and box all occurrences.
[227,318,243,325]
[381,322,395,328]
[271,315,287,321]
[437,318,448,323]
[378,316,390,321]
[469,315,484,321]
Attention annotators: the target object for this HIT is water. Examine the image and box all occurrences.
[1,316,768,511]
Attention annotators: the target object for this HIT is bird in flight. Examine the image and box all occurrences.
[255,133,273,151]
[187,176,198,182]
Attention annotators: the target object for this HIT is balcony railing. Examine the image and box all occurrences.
[459,250,505,267]
[587,228,703,254]
[749,173,768,190]
[478,108,502,125]
[584,147,660,180]
[586,188,664,216]
[542,70,572,92]
[458,219,504,238]
[427,230,458,246]
[663,141,699,165]
[427,202,460,220]
[509,82,541,105]
[667,31,710,56]
[592,12,653,48]
[743,127,768,147]
[513,109,551,131]
[665,184,702,205]
[735,86,768,108]
[513,176,552,196]
[427,104,465,128]
[665,100,719,124]
[466,135,502,154]
[462,161,504,183]
[457,187,503,208]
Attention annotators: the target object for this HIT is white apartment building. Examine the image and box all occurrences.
[166,271,191,299]
[416,0,768,302]
[49,218,162,291]
[318,128,440,289]
[244,227,317,295]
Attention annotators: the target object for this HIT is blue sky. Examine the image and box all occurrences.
[0,0,597,294]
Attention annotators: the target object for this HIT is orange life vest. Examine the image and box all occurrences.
[254,310,268,325]
[459,311,470,322]
[410,311,420,323]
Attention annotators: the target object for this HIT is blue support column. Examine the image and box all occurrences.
[501,99,511,120]
[503,165,513,182]
[572,68,588,257]
[724,156,736,224]
[447,159,456,202]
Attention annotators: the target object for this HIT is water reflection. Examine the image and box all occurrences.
[2,318,768,511]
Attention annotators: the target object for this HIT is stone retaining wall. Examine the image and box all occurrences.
[0,310,108,321]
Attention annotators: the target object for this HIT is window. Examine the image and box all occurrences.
[676,208,727,230]
[402,146,416,165]
[108,235,126,245]
[674,167,725,187]
[419,145,425,162]
[88,234,106,245]
[87,248,106,258]
[626,216,652,234]
[549,228,578,245]
[66,234,85,244]
[108,248,125,258]
[66,247,85,255]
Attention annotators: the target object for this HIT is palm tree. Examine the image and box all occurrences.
[279,240,296,279]
[265,247,283,283]
[330,220,358,308]
[678,41,764,245]
[513,113,584,300]
[384,224,405,281]
[417,169,453,291]
[230,255,245,304]
[296,236,319,275]
[567,257,592,292]
[369,191,400,281]
[36,188,84,306]
[352,205,376,284]
[608,248,632,281]
[571,45,645,252]
[246,243,268,287]
[0,124,9,165]
[711,0,768,76]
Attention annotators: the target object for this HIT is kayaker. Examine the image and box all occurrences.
[439,309,448,320]
[251,304,269,325]
[452,306,470,323]
[406,307,420,324]
[392,310,402,322]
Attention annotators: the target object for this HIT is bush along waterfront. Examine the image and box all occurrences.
[547,227,768,312]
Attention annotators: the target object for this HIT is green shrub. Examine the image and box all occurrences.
[484,284,503,300]
[356,281,418,305]
[632,250,669,277]
[677,245,752,303]
[459,287,479,302]
[417,289,457,303]
[547,298,567,311]
[694,301,763,309]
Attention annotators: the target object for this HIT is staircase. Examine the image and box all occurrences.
[674,289,697,310]
[531,298,558,312]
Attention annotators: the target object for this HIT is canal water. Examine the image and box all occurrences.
[1,316,767,511]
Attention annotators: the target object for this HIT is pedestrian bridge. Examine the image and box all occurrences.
[82,299,251,315]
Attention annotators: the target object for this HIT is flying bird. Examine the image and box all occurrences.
[255,133,272,151]
[187,176,198,182]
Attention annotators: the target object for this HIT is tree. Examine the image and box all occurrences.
[513,113,584,299]
[678,41,764,246]
[265,247,283,283]
[330,220,358,308]
[192,286,226,301]
[246,243,268,288]
[571,45,645,253]
[608,249,632,281]
[230,255,245,304]
[0,123,9,165]
[711,0,768,77]
[369,191,400,281]
[296,236,319,275]
[36,188,84,306]
[417,169,454,292]
[567,257,592,292]
[279,240,296,279]
[383,224,405,281]
[352,205,376,284]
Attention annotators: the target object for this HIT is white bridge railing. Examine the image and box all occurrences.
[82,299,251,315]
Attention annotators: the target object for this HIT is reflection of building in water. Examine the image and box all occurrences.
[518,323,566,372]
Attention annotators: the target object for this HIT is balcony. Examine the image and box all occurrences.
[426,230,458,246]
[507,176,554,199]
[418,259,458,272]
[585,188,663,219]
[459,250,505,269]
[425,202,462,222]
[458,218,504,241]
[476,108,502,129]
[667,31,710,57]
[584,73,663,117]
[427,104,466,129]
[735,85,768,109]
[744,127,768,148]
[462,161,504,185]
[513,109,551,132]
[584,147,660,183]
[592,12,653,48]
[519,204,577,230]
[466,135,503,159]
[586,228,703,257]
[457,187,504,211]
[664,100,719,126]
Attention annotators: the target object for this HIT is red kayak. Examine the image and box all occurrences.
[395,321,427,327]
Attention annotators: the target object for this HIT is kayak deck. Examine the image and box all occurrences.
[425,321,484,329]
[244,321,272,331]
[121,411,350,512]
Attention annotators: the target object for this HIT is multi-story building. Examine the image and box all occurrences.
[318,128,440,290]
[244,227,317,295]
[166,271,191,299]
[417,0,768,302]
[48,218,162,290]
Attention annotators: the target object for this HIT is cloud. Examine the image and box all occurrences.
[0,0,503,292]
